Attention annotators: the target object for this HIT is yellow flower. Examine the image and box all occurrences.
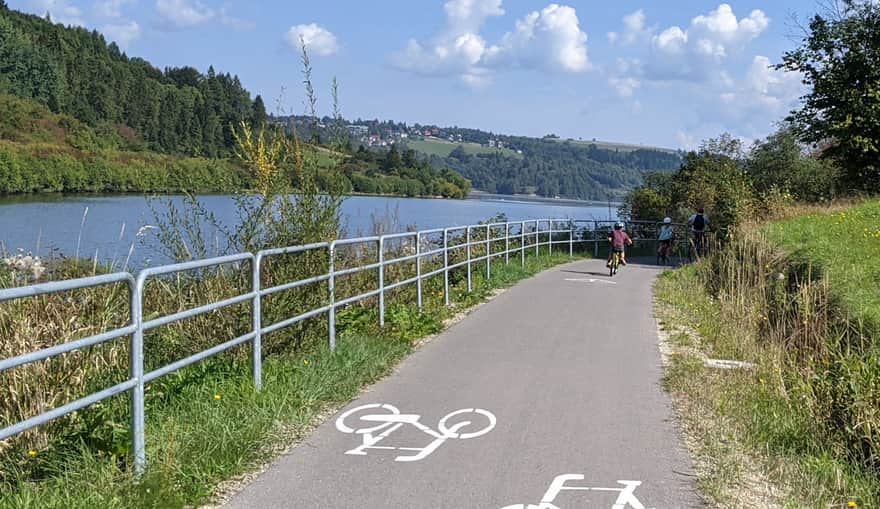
[303,359,310,366]
[847,501,858,508]
[213,394,221,401]
[27,450,37,457]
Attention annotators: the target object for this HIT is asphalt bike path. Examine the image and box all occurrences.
[226,259,699,509]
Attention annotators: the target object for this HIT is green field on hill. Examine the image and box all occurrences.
[555,138,677,153]
[405,138,523,159]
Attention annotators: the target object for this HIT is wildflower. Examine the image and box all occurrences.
[848,501,858,508]
[213,394,221,401]
[303,359,310,366]
[27,450,37,457]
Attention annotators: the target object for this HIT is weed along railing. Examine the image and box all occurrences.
[0,217,691,476]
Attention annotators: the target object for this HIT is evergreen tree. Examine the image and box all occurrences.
[252,95,267,127]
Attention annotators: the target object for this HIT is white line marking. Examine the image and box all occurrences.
[564,278,617,285]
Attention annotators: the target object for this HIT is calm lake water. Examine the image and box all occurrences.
[0,194,617,268]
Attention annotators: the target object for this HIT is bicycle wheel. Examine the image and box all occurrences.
[438,408,496,439]
[335,403,400,434]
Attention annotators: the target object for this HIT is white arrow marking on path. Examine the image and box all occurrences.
[564,278,617,285]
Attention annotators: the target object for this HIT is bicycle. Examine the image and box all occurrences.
[609,250,621,277]
[335,403,496,462]
[688,230,708,261]
[501,475,654,509]
[656,240,673,266]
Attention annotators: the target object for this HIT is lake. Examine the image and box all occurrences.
[0,194,618,268]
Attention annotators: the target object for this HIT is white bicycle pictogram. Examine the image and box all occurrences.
[335,403,496,462]
[501,475,655,509]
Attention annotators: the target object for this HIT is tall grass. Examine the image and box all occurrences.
[656,206,880,507]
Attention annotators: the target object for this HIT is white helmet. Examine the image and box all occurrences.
[663,217,672,224]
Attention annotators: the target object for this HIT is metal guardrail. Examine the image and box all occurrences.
[0,217,694,475]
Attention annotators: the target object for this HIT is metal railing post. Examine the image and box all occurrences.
[535,219,539,256]
[569,221,574,257]
[486,224,491,280]
[328,243,336,351]
[378,237,385,328]
[131,277,145,477]
[593,221,599,258]
[416,232,423,312]
[251,255,262,391]
[549,220,553,256]
[466,226,472,292]
[505,223,510,265]
[521,221,526,266]
[443,229,450,306]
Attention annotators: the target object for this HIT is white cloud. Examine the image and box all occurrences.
[392,1,590,88]
[619,9,650,45]
[285,23,339,56]
[733,55,802,110]
[93,0,134,19]
[103,20,141,48]
[391,0,502,82]
[607,58,642,97]
[219,7,254,31]
[650,3,768,67]
[652,26,687,55]
[443,0,504,33]
[485,4,590,73]
[603,4,771,86]
[155,0,214,29]
[29,0,85,26]
[690,4,767,48]
[676,130,699,150]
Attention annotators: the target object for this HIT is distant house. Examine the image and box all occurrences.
[347,125,369,136]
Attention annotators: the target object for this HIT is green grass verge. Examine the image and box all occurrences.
[656,264,880,509]
[762,200,880,330]
[0,251,577,509]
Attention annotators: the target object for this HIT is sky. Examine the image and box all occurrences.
[8,0,821,149]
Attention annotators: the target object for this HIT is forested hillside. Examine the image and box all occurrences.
[431,138,680,200]
[0,4,265,157]
[0,5,472,197]
[0,92,250,193]
[283,114,683,201]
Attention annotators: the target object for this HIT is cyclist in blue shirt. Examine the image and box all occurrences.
[658,217,674,260]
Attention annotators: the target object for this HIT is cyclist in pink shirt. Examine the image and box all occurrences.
[606,222,633,267]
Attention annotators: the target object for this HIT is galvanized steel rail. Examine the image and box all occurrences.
[0,218,683,475]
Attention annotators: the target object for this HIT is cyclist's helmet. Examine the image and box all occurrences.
[663,217,672,224]
[614,222,624,230]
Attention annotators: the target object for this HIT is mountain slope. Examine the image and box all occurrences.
[0,4,265,158]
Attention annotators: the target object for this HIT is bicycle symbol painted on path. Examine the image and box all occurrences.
[501,474,654,509]
[334,403,496,462]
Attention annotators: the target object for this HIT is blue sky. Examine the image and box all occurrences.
[9,0,818,149]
